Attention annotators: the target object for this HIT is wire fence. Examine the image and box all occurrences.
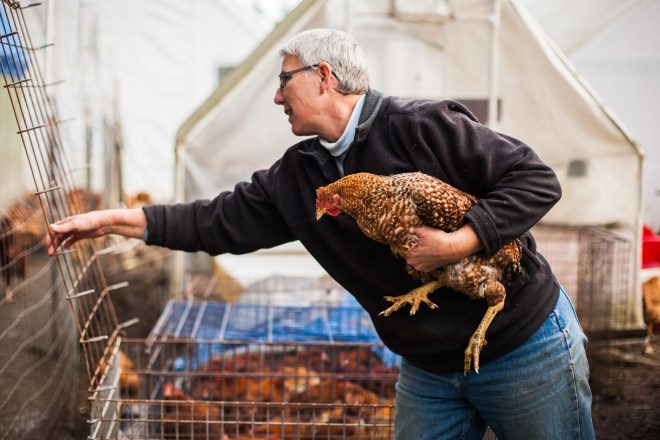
[1,2,125,438]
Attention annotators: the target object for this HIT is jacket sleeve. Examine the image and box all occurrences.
[142,166,296,255]
[412,100,561,256]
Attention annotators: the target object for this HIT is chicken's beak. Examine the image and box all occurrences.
[316,208,327,220]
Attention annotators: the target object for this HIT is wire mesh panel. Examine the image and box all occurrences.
[531,225,581,303]
[576,228,632,334]
[0,192,82,439]
[1,2,85,438]
[1,3,129,439]
[532,225,633,332]
[95,339,399,440]
[0,0,122,391]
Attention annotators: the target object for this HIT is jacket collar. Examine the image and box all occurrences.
[298,89,384,182]
[355,89,383,143]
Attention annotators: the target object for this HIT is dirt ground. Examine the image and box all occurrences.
[589,336,660,440]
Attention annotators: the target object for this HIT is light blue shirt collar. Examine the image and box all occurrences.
[319,94,366,176]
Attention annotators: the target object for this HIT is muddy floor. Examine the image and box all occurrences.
[589,336,660,439]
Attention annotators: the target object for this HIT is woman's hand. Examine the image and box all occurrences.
[46,209,147,254]
[405,224,483,272]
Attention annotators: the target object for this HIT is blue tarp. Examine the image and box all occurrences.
[152,295,401,370]
[158,301,380,343]
[0,4,28,79]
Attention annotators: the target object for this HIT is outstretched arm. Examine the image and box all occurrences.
[405,224,483,272]
[46,208,147,254]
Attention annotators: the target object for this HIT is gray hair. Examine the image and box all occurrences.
[279,29,371,95]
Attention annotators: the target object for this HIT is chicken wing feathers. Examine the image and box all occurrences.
[316,171,523,374]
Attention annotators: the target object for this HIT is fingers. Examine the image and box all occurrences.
[50,215,78,232]
[47,230,83,255]
[45,210,119,254]
[406,227,450,271]
[46,228,64,255]
[46,216,82,254]
[45,232,57,255]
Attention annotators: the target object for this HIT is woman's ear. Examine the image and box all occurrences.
[318,62,333,91]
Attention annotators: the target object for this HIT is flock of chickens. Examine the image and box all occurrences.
[119,346,398,439]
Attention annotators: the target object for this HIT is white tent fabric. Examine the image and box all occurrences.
[517,0,646,56]
[495,2,644,227]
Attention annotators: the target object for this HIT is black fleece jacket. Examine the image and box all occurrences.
[144,90,562,373]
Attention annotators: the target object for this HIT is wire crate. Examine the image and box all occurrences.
[531,225,634,334]
[89,299,402,439]
[93,338,399,439]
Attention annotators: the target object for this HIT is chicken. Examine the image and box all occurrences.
[642,276,660,354]
[0,193,46,302]
[366,402,396,440]
[161,382,224,440]
[125,191,152,208]
[316,172,522,374]
[224,436,275,440]
[95,349,142,397]
[334,347,398,397]
[251,416,307,439]
[118,350,142,396]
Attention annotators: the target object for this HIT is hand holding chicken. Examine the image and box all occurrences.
[316,172,522,374]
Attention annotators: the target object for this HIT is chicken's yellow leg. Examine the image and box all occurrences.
[379,274,448,316]
[644,324,655,354]
[464,293,505,375]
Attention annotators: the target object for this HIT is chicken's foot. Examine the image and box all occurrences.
[464,295,505,375]
[379,277,447,317]
[644,324,655,354]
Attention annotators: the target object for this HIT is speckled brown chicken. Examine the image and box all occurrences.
[316,172,522,374]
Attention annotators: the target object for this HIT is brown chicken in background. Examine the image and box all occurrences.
[642,276,660,354]
[316,172,522,374]
[1,193,46,302]
[162,383,224,440]
[118,350,142,396]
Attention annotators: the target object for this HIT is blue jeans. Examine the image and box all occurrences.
[393,288,595,440]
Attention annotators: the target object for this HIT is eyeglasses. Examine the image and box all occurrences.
[278,64,319,90]
[278,64,341,90]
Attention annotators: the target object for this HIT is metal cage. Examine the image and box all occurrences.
[532,225,634,333]
[92,338,399,440]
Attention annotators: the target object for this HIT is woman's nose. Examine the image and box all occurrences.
[274,87,284,105]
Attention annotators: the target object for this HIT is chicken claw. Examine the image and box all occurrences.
[379,279,446,316]
[463,298,505,374]
[464,331,486,375]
